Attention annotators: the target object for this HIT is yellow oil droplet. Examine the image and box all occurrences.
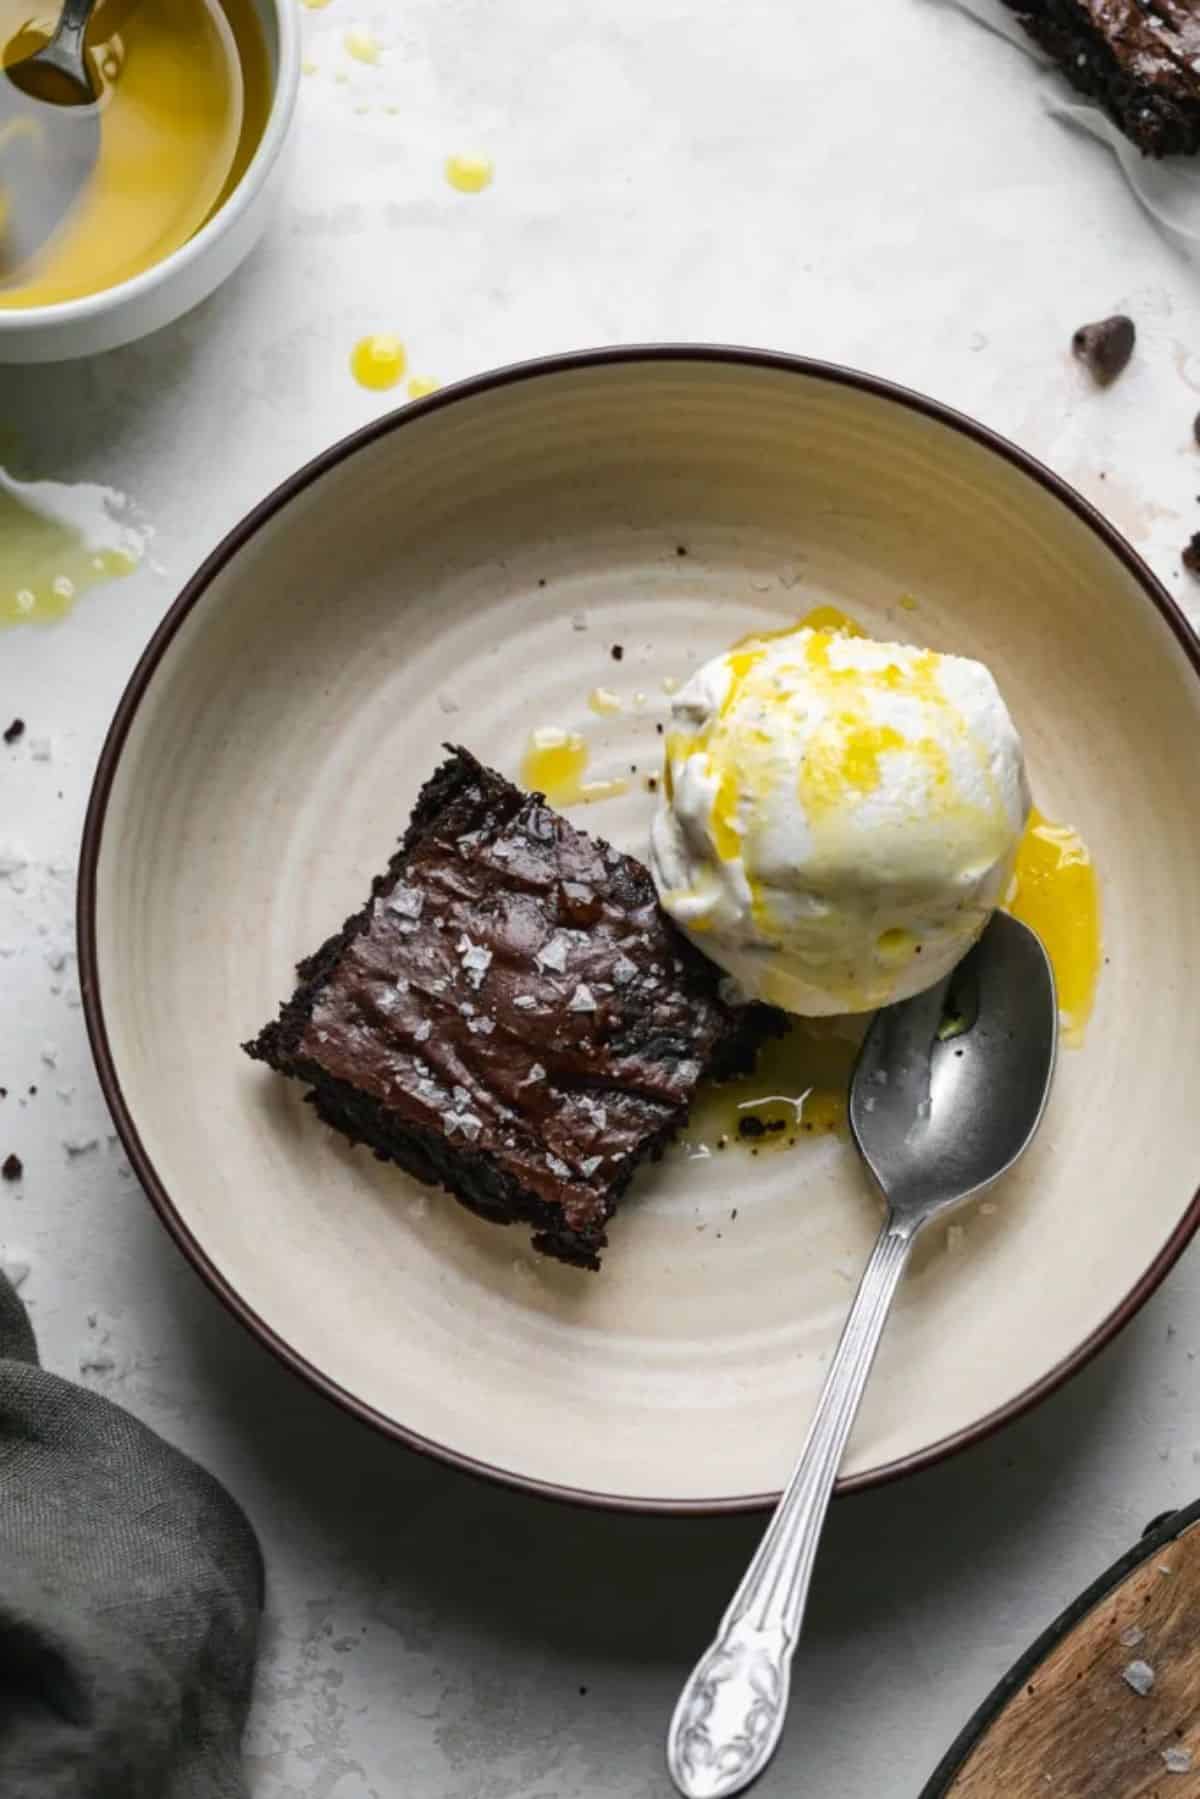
[445,154,494,194]
[632,691,647,708]
[343,25,380,63]
[587,687,622,717]
[350,334,406,390]
[407,376,439,400]
[685,1018,862,1155]
[0,470,142,628]
[520,727,629,806]
[662,675,680,695]
[1005,807,1101,1048]
[301,0,332,10]
[798,605,865,636]
[898,594,918,612]
[301,56,318,74]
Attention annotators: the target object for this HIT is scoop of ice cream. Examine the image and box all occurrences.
[649,624,1030,1015]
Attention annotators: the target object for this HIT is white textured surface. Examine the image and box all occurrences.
[4,3,1200,1794]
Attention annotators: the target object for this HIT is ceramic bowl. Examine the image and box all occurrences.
[79,348,1200,1511]
[0,0,299,364]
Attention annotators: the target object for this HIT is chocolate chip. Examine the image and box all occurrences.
[1184,533,1200,578]
[610,644,624,661]
[3,719,24,745]
[1071,314,1135,385]
[1,1153,22,1182]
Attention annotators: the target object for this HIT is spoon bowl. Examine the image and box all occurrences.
[851,911,1058,1219]
[668,913,1058,1799]
[0,0,100,281]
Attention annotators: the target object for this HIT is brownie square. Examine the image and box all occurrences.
[1002,0,1200,157]
[245,748,779,1268]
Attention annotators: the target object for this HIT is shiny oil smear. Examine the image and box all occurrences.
[0,467,146,626]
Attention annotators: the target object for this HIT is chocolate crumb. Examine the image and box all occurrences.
[537,578,547,589]
[26,1086,35,1098]
[646,775,658,792]
[1072,314,1135,385]
[676,544,688,557]
[1183,533,1200,578]
[738,1116,767,1139]
[655,722,664,735]
[610,644,624,661]
[3,719,24,745]
[1,1153,22,1182]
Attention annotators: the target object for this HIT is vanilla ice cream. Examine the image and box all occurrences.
[649,623,1030,1015]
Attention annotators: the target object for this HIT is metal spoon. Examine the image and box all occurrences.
[0,0,101,281]
[667,911,1057,1799]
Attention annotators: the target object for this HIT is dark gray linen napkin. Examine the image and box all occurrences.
[0,1270,263,1798]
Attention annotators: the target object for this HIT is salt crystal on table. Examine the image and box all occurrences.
[1119,1624,1145,1649]
[1163,1747,1193,1774]
[1122,1659,1155,1696]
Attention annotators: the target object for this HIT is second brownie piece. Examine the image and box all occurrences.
[245,748,780,1268]
[1002,0,1200,157]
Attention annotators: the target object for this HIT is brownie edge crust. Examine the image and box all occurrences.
[244,748,780,1269]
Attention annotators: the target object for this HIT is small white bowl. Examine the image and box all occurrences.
[0,0,299,364]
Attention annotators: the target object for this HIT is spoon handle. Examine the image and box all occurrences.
[666,1214,915,1799]
[50,0,97,59]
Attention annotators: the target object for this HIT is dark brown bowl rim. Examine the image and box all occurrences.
[77,343,1200,1516]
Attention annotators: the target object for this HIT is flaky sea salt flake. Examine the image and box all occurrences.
[568,983,597,1013]
[1123,1659,1155,1696]
[536,934,569,973]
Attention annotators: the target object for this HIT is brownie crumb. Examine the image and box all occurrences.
[1072,315,1135,385]
[2,1153,22,1182]
[1183,533,1200,578]
[610,644,624,661]
[3,719,24,745]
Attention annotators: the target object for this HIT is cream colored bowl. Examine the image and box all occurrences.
[0,0,298,364]
[80,349,1200,1511]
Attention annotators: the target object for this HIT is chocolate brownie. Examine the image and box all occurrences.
[245,749,780,1268]
[1002,0,1200,156]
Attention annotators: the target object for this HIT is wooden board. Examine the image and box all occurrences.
[922,1500,1200,1797]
